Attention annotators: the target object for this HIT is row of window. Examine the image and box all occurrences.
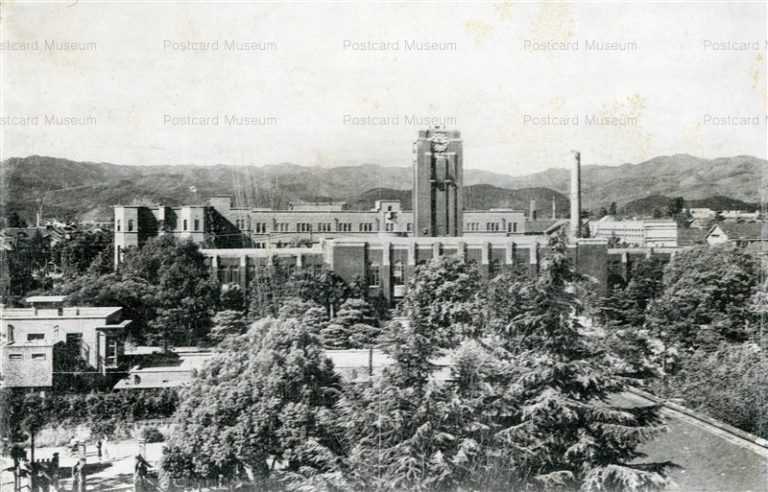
[8,353,46,360]
[250,221,515,234]
[116,219,201,232]
[465,222,517,232]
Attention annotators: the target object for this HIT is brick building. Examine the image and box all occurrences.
[114,128,675,301]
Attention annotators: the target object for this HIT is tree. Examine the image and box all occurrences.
[51,230,113,278]
[248,257,291,320]
[483,238,672,491]
[160,318,346,489]
[598,207,608,218]
[608,202,618,216]
[337,257,508,491]
[648,246,759,347]
[55,236,219,346]
[320,298,381,349]
[209,310,248,344]
[393,256,483,349]
[594,256,667,379]
[123,236,219,346]
[666,196,685,217]
[289,269,351,318]
[6,211,27,228]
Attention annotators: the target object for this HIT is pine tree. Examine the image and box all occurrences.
[320,298,381,349]
[336,258,483,491]
[485,238,672,491]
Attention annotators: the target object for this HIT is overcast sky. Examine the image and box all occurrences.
[1,1,766,174]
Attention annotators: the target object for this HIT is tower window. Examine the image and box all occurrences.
[183,219,188,231]
[116,220,121,232]
[194,219,200,231]
[128,219,134,232]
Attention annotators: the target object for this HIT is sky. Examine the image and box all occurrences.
[0,1,766,175]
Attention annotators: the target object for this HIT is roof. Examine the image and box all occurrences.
[709,221,767,241]
[678,227,708,247]
[1,306,122,319]
[25,295,67,304]
[113,351,215,390]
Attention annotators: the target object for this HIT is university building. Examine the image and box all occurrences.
[114,128,675,302]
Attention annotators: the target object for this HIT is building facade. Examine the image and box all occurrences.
[589,217,678,248]
[114,129,531,264]
[113,129,677,301]
[0,296,131,388]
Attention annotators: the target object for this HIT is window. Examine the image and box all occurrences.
[27,333,45,342]
[7,325,14,344]
[128,219,134,232]
[508,222,517,233]
[66,333,83,349]
[297,223,312,233]
[116,220,121,232]
[387,205,392,211]
[337,223,352,232]
[183,219,188,231]
[393,260,404,285]
[486,222,499,232]
[8,354,22,360]
[359,223,373,232]
[368,262,381,286]
[317,223,332,233]
[385,223,395,232]
[407,223,413,232]
[255,222,267,234]
[194,219,200,231]
[31,353,46,360]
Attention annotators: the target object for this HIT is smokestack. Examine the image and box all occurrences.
[529,199,537,221]
[552,195,556,219]
[570,150,582,239]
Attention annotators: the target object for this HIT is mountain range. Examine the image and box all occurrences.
[1,154,764,223]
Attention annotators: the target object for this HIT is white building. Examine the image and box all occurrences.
[590,217,678,248]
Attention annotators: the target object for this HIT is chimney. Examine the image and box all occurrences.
[570,151,582,240]
[529,199,537,221]
[552,195,557,219]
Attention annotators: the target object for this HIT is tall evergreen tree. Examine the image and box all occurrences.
[485,238,672,491]
[320,298,381,349]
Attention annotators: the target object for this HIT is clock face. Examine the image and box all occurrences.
[431,134,449,153]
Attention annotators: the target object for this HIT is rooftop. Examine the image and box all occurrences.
[1,306,123,319]
[710,221,767,241]
[25,295,67,304]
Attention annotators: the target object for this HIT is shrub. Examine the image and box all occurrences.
[653,343,768,438]
[141,426,165,443]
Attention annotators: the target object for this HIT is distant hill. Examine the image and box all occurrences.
[500,154,765,210]
[622,194,759,217]
[1,153,765,223]
[352,186,569,215]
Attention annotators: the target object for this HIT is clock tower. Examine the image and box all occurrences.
[412,127,463,237]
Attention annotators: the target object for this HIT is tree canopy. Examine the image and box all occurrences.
[161,317,345,489]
